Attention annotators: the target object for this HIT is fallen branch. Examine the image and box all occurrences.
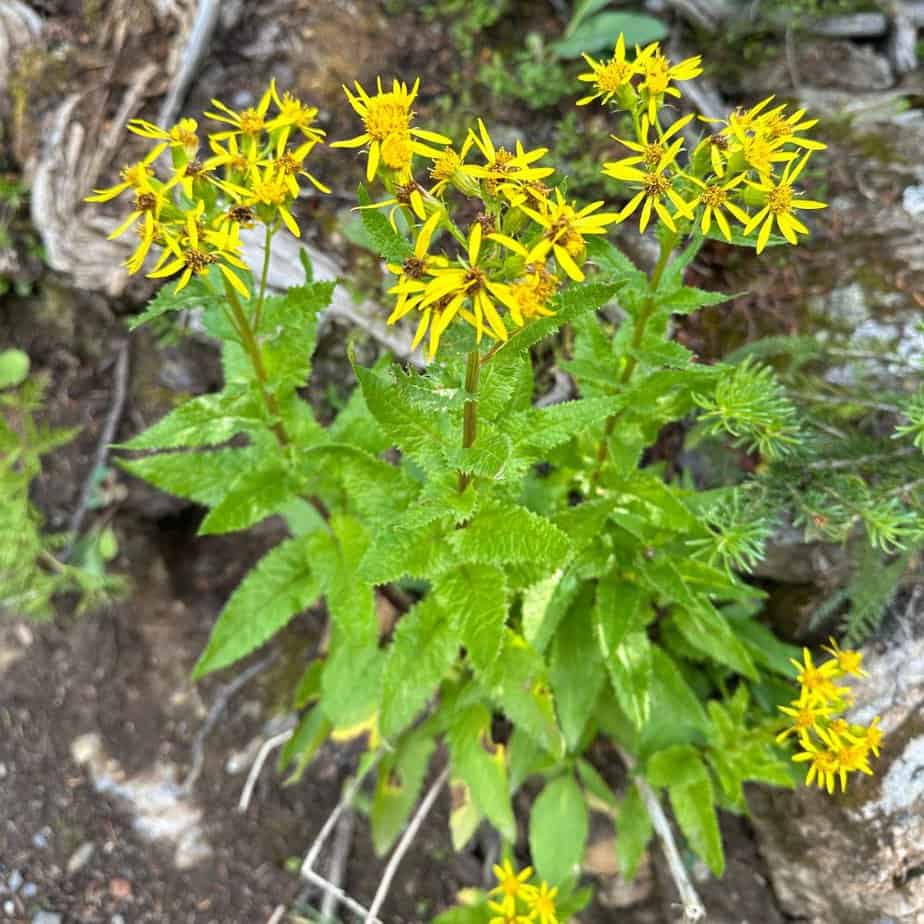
[365,765,450,923]
[181,652,277,794]
[63,342,130,561]
[302,867,382,924]
[300,752,382,877]
[618,748,706,923]
[319,807,356,922]
[237,728,294,812]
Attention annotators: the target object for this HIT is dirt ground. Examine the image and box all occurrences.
[3,0,923,922]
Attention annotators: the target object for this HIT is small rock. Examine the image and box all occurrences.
[32,913,63,924]
[66,842,95,876]
[902,184,924,218]
[8,870,22,893]
[31,828,50,849]
[3,901,14,916]
[0,763,7,779]
[108,878,132,901]
[111,916,125,924]
[70,733,102,766]
[22,883,37,898]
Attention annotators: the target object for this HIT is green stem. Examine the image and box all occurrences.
[458,349,481,493]
[590,229,679,484]
[223,277,288,447]
[252,223,275,335]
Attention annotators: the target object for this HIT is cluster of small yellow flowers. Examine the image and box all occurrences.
[777,638,882,794]
[85,81,328,296]
[488,860,560,924]
[335,78,620,359]
[579,36,827,253]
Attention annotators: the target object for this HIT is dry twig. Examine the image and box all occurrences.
[63,342,130,561]
[238,728,294,812]
[319,807,356,922]
[618,748,706,923]
[365,765,451,923]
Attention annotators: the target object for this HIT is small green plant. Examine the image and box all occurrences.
[86,36,900,922]
[0,349,126,619]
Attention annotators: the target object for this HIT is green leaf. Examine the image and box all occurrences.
[479,350,533,421]
[549,596,605,751]
[371,730,435,855]
[259,281,334,390]
[657,233,704,296]
[354,364,446,468]
[447,705,516,841]
[317,514,378,647]
[484,633,564,758]
[672,601,757,679]
[585,236,648,292]
[436,565,509,676]
[522,568,580,653]
[605,630,653,730]
[357,184,414,262]
[649,648,709,734]
[594,579,650,657]
[508,727,555,793]
[616,782,653,880]
[192,534,320,678]
[529,775,588,886]
[508,395,625,459]
[359,518,452,584]
[198,460,297,534]
[279,707,332,783]
[128,276,223,330]
[118,446,263,508]
[553,11,667,58]
[292,659,324,709]
[0,349,29,388]
[726,610,799,677]
[660,285,730,315]
[321,638,383,731]
[119,389,264,451]
[647,746,724,876]
[450,502,571,569]
[380,596,457,740]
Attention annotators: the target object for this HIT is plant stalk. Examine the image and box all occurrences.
[251,222,275,335]
[591,229,679,482]
[458,348,481,493]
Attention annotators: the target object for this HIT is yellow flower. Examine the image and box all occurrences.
[84,144,165,202]
[792,730,840,794]
[853,716,882,758]
[386,211,446,325]
[684,173,751,241]
[428,136,480,197]
[788,647,841,705]
[467,119,555,196]
[776,688,834,743]
[506,265,559,326]
[332,77,450,182]
[490,860,537,914]
[604,138,692,234]
[414,221,521,351]
[202,133,261,179]
[743,152,827,253]
[265,79,325,148]
[608,112,694,172]
[526,881,559,924]
[127,117,200,159]
[205,85,275,141]
[576,33,636,107]
[262,136,331,195]
[493,188,619,282]
[635,43,703,122]
[757,102,826,153]
[821,637,868,677]
[221,164,303,237]
[487,901,532,924]
[147,202,250,298]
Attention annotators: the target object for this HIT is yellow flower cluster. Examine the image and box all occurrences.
[777,639,881,794]
[579,36,827,252]
[85,81,328,296]
[335,79,619,359]
[489,860,560,924]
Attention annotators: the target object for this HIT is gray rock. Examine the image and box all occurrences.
[751,634,924,923]
[7,869,22,893]
[22,883,37,898]
[806,12,888,37]
[3,901,14,916]
[32,913,63,924]
[65,842,94,876]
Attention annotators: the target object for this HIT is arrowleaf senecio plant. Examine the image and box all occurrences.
[91,38,869,920]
